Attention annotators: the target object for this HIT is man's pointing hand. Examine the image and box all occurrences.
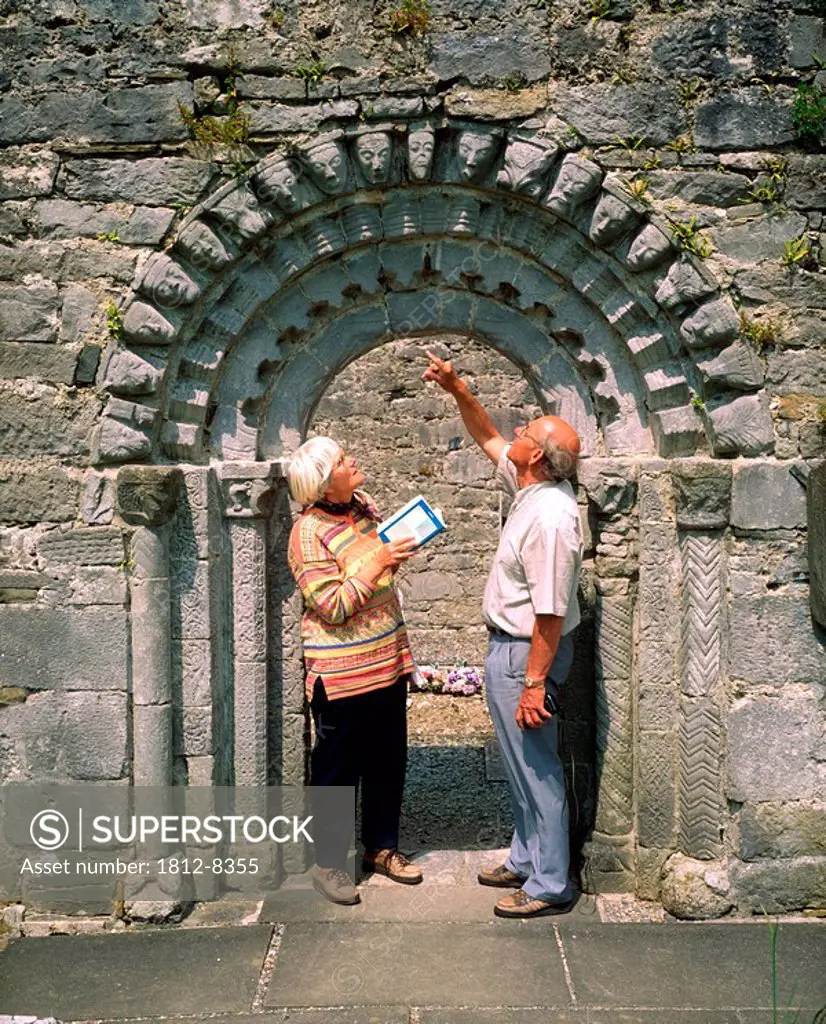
[422,350,462,395]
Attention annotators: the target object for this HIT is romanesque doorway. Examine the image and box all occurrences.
[308,333,598,871]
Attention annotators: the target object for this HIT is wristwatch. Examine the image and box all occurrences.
[524,675,546,689]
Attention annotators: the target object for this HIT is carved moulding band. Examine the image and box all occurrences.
[95,117,763,467]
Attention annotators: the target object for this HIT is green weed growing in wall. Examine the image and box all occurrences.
[667,214,713,258]
[791,83,826,146]
[290,60,327,85]
[106,302,124,340]
[739,311,782,353]
[621,174,651,203]
[781,233,815,269]
[178,48,251,145]
[388,0,432,35]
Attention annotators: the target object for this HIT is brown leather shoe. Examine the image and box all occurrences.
[312,866,360,905]
[494,888,575,918]
[362,848,423,885]
[477,863,528,888]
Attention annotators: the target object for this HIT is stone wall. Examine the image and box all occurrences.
[0,0,825,916]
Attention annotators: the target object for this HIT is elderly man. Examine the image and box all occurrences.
[423,351,583,918]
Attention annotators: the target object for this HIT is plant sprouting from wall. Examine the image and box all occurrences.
[290,60,327,85]
[739,311,782,353]
[621,174,651,203]
[178,48,251,145]
[667,214,713,258]
[106,302,124,340]
[666,134,697,154]
[388,0,432,35]
[589,0,612,21]
[791,83,826,146]
[781,233,815,269]
[746,156,788,204]
[676,77,703,108]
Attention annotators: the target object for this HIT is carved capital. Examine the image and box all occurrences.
[218,461,281,518]
[116,467,183,527]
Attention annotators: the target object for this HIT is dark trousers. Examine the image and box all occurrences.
[309,675,408,869]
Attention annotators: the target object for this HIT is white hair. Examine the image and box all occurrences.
[285,436,340,506]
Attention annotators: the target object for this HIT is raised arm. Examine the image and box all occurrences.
[421,351,507,466]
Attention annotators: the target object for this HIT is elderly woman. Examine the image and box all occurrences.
[286,436,423,905]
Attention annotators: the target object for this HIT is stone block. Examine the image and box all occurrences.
[59,284,99,344]
[551,83,684,145]
[237,75,306,100]
[635,845,668,902]
[444,85,547,121]
[61,157,214,206]
[176,639,212,707]
[637,730,676,847]
[0,465,79,523]
[38,527,124,566]
[404,571,463,603]
[767,349,826,396]
[133,704,172,786]
[61,692,128,780]
[0,607,128,690]
[728,694,822,801]
[729,595,826,685]
[710,211,807,262]
[730,462,807,531]
[785,155,826,210]
[789,15,826,69]
[730,856,826,912]
[0,384,99,459]
[0,83,193,145]
[0,282,59,341]
[0,147,60,200]
[431,22,550,85]
[68,567,128,605]
[648,170,749,207]
[82,472,116,526]
[660,853,733,920]
[181,706,213,757]
[810,461,826,628]
[172,560,212,640]
[248,101,358,134]
[672,461,732,530]
[651,16,732,78]
[694,88,795,150]
[738,801,826,860]
[0,341,77,383]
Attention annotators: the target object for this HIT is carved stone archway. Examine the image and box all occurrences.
[100,117,769,893]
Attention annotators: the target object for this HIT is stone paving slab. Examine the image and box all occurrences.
[561,923,826,1010]
[261,881,598,924]
[0,925,274,1020]
[264,922,570,1007]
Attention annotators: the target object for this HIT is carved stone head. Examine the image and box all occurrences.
[253,159,305,214]
[626,224,674,271]
[139,254,200,309]
[176,220,234,272]
[103,349,162,396]
[122,301,177,346]
[407,126,435,182]
[301,137,350,194]
[680,298,740,349]
[455,130,499,183]
[116,467,183,527]
[545,155,602,218]
[496,137,558,199]
[353,131,393,185]
[589,193,639,246]
[655,260,716,310]
[211,184,271,243]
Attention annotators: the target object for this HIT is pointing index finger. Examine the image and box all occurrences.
[425,349,445,367]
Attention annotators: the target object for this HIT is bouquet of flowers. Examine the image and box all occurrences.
[411,664,482,696]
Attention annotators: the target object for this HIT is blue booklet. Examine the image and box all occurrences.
[377,494,446,549]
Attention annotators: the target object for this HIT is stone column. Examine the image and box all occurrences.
[578,460,639,893]
[116,467,183,787]
[218,462,279,787]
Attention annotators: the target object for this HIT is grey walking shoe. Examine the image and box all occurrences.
[312,865,361,905]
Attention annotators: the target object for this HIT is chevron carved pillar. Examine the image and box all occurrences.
[673,464,732,861]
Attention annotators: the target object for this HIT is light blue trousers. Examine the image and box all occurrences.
[484,629,574,903]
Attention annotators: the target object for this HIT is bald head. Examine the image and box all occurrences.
[530,415,581,480]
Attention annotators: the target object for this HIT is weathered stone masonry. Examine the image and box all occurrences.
[0,0,825,917]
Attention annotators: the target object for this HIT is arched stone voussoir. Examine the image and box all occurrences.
[100,115,765,465]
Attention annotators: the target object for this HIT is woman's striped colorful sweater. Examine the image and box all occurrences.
[288,491,415,701]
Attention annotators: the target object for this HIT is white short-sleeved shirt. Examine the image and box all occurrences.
[482,445,583,638]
